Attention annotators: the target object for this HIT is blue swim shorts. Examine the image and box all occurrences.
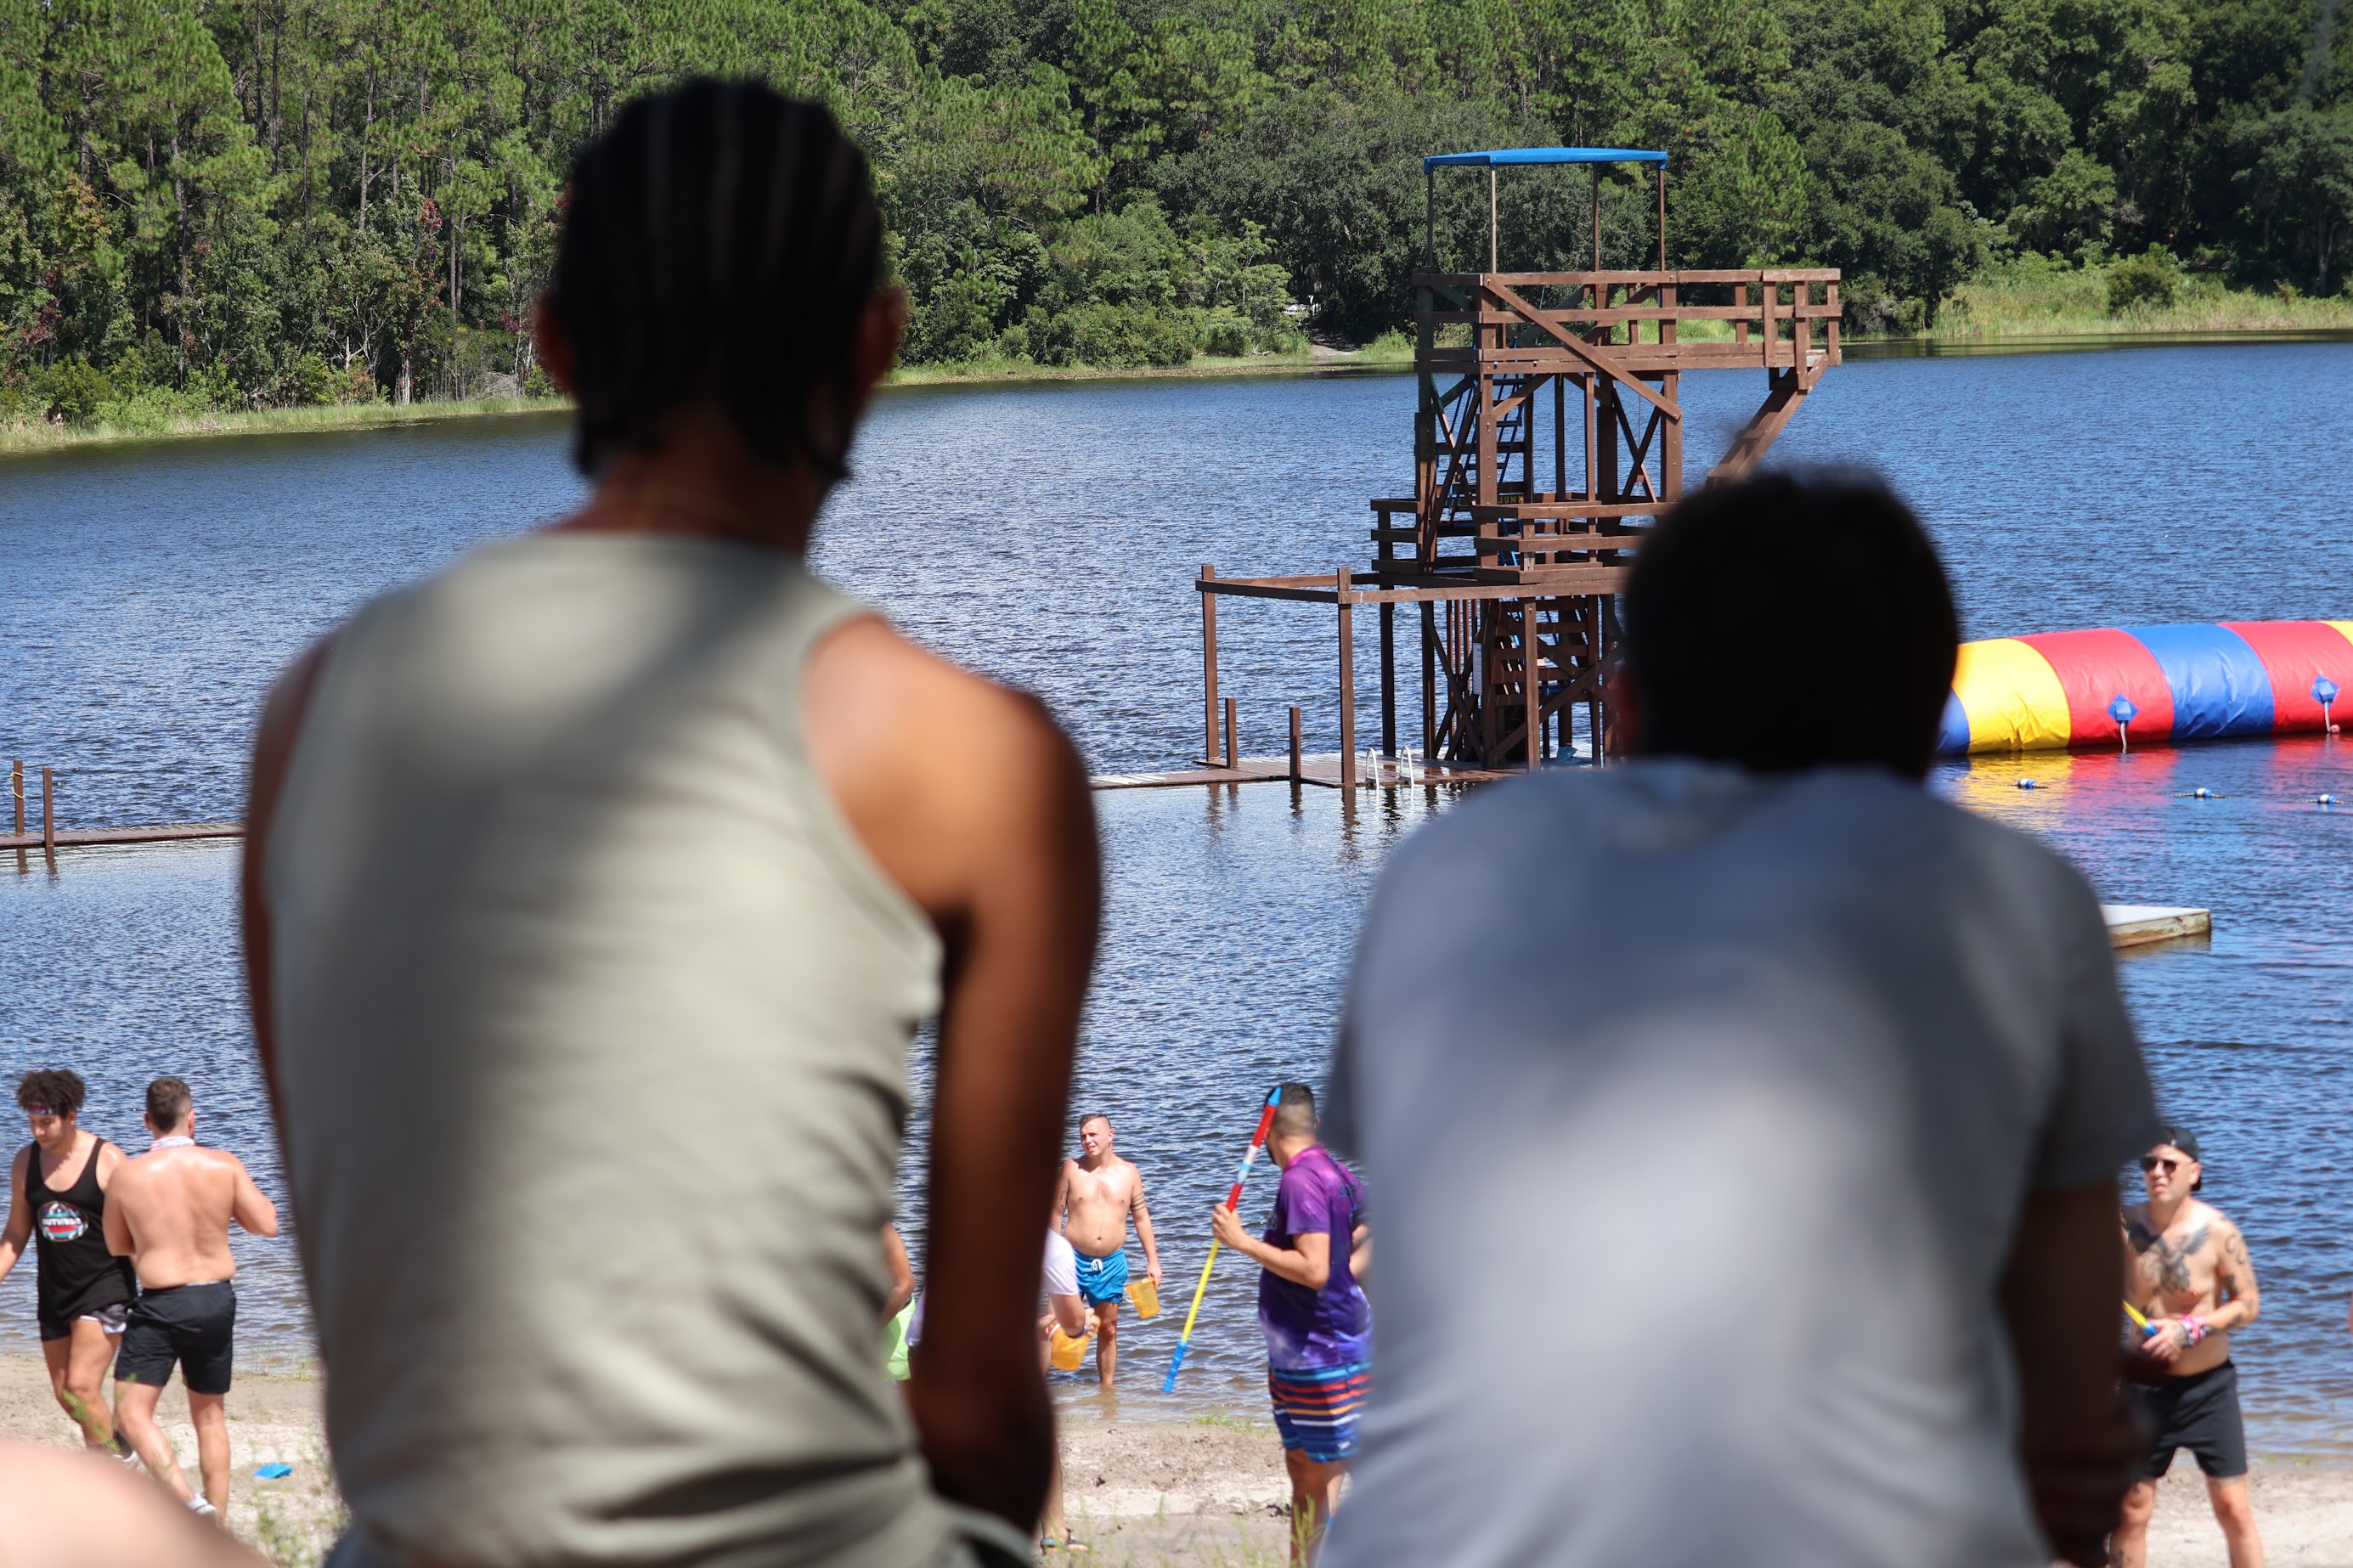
[1071,1248,1128,1307]
[1269,1362,1370,1462]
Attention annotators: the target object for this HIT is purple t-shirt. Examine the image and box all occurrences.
[1256,1144,1371,1371]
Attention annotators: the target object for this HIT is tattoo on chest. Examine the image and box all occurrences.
[2129,1219,2209,1294]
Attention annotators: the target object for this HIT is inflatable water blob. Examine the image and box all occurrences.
[1938,620,2353,755]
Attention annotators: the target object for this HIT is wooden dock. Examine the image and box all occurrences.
[1090,753,1515,790]
[3,822,243,851]
[2102,905,2211,949]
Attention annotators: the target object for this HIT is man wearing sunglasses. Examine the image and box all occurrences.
[2113,1127,2264,1568]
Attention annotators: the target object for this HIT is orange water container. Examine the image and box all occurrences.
[1049,1324,1091,1371]
[1126,1276,1160,1318]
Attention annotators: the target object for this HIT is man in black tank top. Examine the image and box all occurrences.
[0,1069,134,1450]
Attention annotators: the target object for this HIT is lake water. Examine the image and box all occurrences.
[3,345,2350,1448]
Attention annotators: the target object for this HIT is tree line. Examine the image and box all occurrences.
[2,0,2348,422]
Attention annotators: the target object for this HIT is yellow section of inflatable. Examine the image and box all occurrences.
[2328,621,2353,651]
[1955,638,2072,753]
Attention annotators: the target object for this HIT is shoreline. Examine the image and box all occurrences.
[5,1354,2350,1567]
[6,322,2351,460]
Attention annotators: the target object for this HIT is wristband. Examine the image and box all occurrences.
[2182,1315,2209,1346]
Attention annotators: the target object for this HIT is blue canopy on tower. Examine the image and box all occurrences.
[1423,147,1668,173]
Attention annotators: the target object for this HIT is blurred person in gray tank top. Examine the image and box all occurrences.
[243,81,1101,1568]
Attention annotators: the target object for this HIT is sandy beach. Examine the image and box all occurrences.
[6,1354,2350,1565]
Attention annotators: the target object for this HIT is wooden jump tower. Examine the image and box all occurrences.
[1196,147,1841,784]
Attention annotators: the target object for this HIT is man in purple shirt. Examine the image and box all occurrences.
[1211,1081,1370,1561]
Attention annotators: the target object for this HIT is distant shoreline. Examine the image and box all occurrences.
[6,322,2350,460]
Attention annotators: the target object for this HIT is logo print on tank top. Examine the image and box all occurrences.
[38,1201,85,1244]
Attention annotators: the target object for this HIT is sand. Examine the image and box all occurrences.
[7,1354,2351,1566]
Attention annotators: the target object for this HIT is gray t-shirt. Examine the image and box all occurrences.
[1321,761,2158,1568]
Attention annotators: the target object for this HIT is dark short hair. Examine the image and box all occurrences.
[1079,1113,1112,1131]
[145,1077,192,1131]
[550,79,884,478]
[1624,472,1959,776]
[15,1069,86,1118]
[1272,1081,1317,1139]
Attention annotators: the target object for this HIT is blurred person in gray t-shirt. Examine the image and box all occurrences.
[1320,474,2158,1568]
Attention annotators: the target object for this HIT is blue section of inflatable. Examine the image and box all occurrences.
[1937,692,1970,755]
[2127,623,2276,741]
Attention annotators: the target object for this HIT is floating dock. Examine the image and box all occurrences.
[2102,905,2211,948]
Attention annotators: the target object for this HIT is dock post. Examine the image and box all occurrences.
[9,759,20,838]
[1420,603,1436,759]
[1223,697,1238,771]
[1200,565,1220,766]
[1336,568,1357,791]
[1289,706,1303,782]
[1525,600,1541,773]
[41,766,54,853]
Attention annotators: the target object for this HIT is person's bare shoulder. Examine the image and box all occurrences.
[94,1137,126,1187]
[802,614,1091,915]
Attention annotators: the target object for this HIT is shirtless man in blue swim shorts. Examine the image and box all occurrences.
[1054,1114,1159,1386]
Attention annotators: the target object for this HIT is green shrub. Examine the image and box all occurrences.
[1061,303,1196,368]
[290,353,341,405]
[45,358,116,425]
[2106,251,2181,314]
[1199,310,1252,357]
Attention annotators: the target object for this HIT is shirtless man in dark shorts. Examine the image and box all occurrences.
[2114,1126,2266,1568]
[104,1077,280,1519]
[0,1069,134,1452]
[1053,1114,1160,1385]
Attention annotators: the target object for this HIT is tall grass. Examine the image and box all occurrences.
[0,395,567,456]
[1934,255,2353,339]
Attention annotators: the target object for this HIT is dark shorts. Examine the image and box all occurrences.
[116,1281,236,1396]
[2130,1358,2248,1480]
[37,1285,132,1344]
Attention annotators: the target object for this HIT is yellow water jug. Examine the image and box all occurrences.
[1126,1276,1160,1318]
[1049,1323,1091,1371]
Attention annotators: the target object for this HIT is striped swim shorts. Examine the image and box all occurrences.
[1267,1361,1371,1461]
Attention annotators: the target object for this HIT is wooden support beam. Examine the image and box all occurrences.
[1289,706,1303,782]
[1200,563,1220,764]
[1223,696,1238,771]
[1337,567,1357,790]
[41,766,54,854]
[10,760,20,839]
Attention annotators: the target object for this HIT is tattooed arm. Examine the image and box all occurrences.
[2204,1220,2260,1334]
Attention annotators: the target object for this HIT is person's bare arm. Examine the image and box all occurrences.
[804,620,1099,1534]
[0,1148,32,1284]
[1131,1171,1160,1283]
[2204,1219,2259,1334]
[1048,1291,1088,1338]
[93,1140,122,1192]
[229,1155,280,1238]
[1050,1161,1072,1235]
[241,638,334,1165]
[1349,1224,1372,1284]
[2002,1182,2143,1567]
[881,1225,915,1322]
[1210,1205,1331,1289]
[103,1165,136,1258]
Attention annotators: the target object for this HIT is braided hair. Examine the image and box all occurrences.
[551,80,884,479]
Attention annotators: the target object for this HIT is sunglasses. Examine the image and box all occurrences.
[2138,1156,2187,1174]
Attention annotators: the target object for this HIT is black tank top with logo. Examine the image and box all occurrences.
[22,1138,135,1315]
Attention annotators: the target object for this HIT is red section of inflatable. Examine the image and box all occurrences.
[2222,621,2353,731]
[2015,629,2175,744]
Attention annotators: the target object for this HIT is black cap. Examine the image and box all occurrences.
[2156,1125,2201,1163]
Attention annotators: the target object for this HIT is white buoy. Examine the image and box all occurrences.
[2322,794,2339,807]
[2192,787,2211,799]
[2017,779,2038,790]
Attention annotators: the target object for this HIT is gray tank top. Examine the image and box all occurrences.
[266,533,951,1566]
